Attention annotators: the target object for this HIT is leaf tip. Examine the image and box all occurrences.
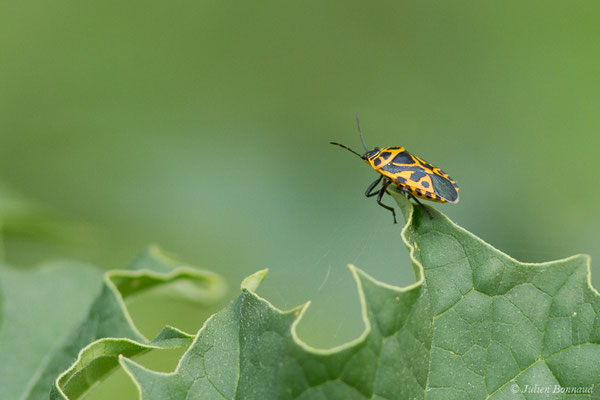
[295,300,311,316]
[345,263,369,281]
[241,268,269,292]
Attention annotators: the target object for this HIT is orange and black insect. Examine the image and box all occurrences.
[331,115,459,223]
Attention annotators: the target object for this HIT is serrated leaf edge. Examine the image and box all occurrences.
[51,263,225,400]
[120,193,598,399]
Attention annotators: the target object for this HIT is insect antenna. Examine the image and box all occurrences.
[355,113,368,151]
[330,142,364,158]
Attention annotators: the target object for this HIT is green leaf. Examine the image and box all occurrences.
[0,260,104,400]
[120,193,600,399]
[0,246,226,400]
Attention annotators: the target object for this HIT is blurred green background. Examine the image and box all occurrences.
[2,1,600,397]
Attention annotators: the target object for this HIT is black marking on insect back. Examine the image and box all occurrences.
[387,146,401,150]
[421,181,430,188]
[431,174,458,202]
[410,170,427,182]
[394,176,407,184]
[381,164,423,174]
[373,158,382,167]
[392,152,415,165]
[380,151,392,159]
[425,192,432,199]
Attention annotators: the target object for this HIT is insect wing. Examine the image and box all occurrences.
[384,151,459,203]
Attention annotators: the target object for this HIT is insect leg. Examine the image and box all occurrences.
[406,192,434,220]
[376,180,397,224]
[365,175,383,198]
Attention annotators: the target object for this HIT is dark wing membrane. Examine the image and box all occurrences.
[430,173,459,203]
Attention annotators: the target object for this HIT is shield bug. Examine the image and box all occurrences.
[330,115,459,223]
